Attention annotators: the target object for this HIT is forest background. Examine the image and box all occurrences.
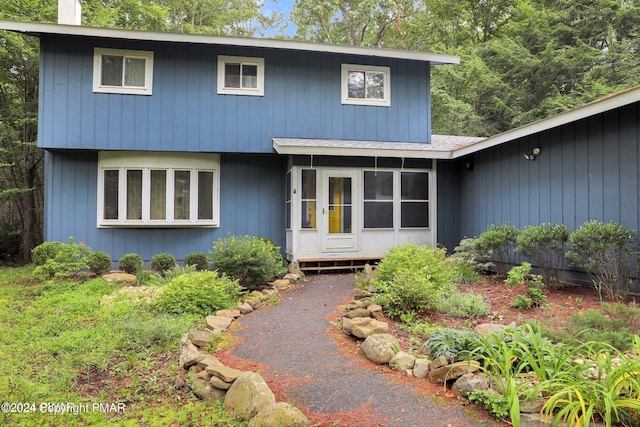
[1,0,639,263]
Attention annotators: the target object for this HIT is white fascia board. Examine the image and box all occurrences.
[0,20,460,65]
[272,138,454,159]
[452,85,640,158]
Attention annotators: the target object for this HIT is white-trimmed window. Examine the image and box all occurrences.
[93,48,154,95]
[341,64,390,106]
[362,170,429,229]
[97,152,220,227]
[217,56,265,96]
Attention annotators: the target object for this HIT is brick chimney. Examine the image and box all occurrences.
[58,0,81,25]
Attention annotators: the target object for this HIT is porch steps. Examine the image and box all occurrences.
[297,257,381,272]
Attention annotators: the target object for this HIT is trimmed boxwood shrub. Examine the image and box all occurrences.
[86,251,112,275]
[119,253,144,275]
[184,252,209,271]
[31,241,65,266]
[151,253,177,275]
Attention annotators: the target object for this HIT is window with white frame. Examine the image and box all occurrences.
[98,152,220,226]
[341,64,390,106]
[93,48,154,95]
[217,56,265,96]
[362,170,429,229]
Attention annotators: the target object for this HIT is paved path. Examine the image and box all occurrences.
[230,274,497,427]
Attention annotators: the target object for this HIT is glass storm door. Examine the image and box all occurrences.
[321,170,357,252]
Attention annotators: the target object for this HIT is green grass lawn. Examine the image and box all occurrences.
[0,267,246,426]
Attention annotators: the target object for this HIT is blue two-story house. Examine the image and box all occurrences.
[0,10,470,269]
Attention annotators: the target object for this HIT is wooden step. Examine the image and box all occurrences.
[297,257,381,272]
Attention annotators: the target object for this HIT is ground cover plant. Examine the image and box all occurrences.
[0,266,248,426]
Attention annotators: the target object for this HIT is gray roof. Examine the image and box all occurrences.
[0,20,460,65]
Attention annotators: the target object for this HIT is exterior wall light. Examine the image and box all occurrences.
[524,147,541,160]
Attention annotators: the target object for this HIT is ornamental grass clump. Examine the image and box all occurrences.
[372,243,453,318]
[210,235,286,291]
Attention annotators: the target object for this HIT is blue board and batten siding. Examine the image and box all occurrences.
[44,151,286,262]
[38,35,431,152]
[455,102,640,245]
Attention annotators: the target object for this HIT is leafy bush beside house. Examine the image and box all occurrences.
[476,224,519,270]
[566,220,637,301]
[210,235,286,291]
[32,237,92,280]
[118,253,144,275]
[516,223,569,287]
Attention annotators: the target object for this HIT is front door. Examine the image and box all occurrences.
[321,170,358,252]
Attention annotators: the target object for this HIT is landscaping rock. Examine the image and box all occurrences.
[287,261,305,278]
[244,296,263,309]
[347,317,388,338]
[389,351,416,372]
[283,273,302,282]
[197,354,223,369]
[205,315,233,332]
[189,330,214,348]
[262,289,278,298]
[237,301,254,314]
[249,402,311,427]
[191,377,226,402]
[430,356,451,370]
[344,308,371,319]
[413,358,431,378]
[360,333,399,364]
[474,323,506,337]
[272,279,291,291]
[102,271,137,286]
[211,376,233,390]
[451,373,490,397]
[428,361,481,384]
[206,364,244,383]
[251,290,267,301]
[179,334,203,368]
[223,372,276,419]
[216,309,241,319]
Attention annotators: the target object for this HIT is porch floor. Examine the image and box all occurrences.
[297,256,381,272]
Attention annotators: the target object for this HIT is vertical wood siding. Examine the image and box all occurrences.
[39,35,431,152]
[456,104,640,242]
[44,151,286,262]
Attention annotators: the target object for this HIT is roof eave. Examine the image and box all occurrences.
[0,20,460,65]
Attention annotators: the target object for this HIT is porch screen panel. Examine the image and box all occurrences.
[401,172,429,228]
[103,170,119,220]
[364,171,393,228]
[197,171,214,220]
[150,170,166,220]
[285,171,291,229]
[174,170,191,220]
[126,170,142,220]
[301,170,316,228]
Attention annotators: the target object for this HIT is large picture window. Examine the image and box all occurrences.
[98,152,220,226]
[217,56,265,96]
[93,48,154,95]
[341,64,390,106]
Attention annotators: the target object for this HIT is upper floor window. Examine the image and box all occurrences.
[93,48,154,95]
[341,64,390,106]
[98,151,220,227]
[217,56,265,96]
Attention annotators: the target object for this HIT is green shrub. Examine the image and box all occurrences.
[119,312,188,351]
[435,289,490,318]
[86,251,112,275]
[119,253,144,275]
[373,243,453,318]
[422,328,478,360]
[155,271,242,316]
[32,237,92,281]
[476,224,519,269]
[511,294,532,310]
[450,237,494,281]
[516,223,569,287]
[184,252,209,271]
[504,262,532,285]
[469,390,510,421]
[31,241,65,266]
[566,220,637,301]
[150,253,177,275]
[210,235,286,291]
